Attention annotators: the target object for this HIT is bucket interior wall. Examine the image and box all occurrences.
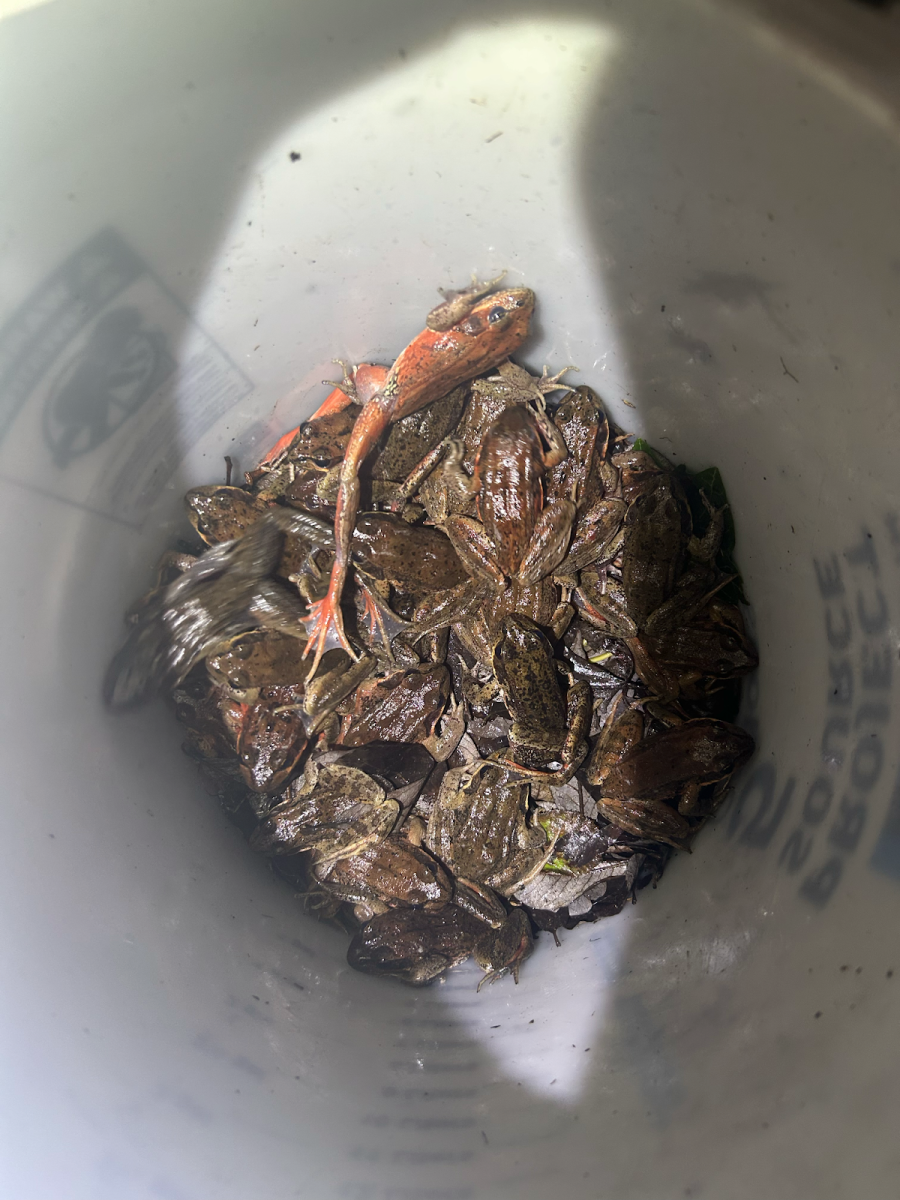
[3,1,900,1197]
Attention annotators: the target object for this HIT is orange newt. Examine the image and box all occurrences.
[303,284,536,670]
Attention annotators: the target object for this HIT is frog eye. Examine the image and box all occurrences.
[487,305,509,324]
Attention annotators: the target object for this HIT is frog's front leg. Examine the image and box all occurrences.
[531,394,570,470]
[687,493,726,562]
[515,497,576,585]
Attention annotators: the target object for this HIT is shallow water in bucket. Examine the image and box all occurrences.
[3,1,900,1197]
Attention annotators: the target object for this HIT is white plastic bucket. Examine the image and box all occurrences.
[3,1,900,1197]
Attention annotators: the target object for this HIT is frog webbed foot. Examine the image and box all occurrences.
[355,577,409,659]
[303,591,356,673]
[536,364,578,396]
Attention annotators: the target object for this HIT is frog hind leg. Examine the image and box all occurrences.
[516,497,576,585]
[475,913,533,989]
[304,388,399,672]
[442,515,507,586]
[302,485,357,669]
[357,577,408,658]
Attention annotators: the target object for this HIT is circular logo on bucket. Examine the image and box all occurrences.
[42,306,174,468]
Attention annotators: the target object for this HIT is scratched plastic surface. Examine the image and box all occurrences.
[3,1,900,1197]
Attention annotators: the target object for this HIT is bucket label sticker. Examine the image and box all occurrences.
[0,227,252,527]
[729,521,898,905]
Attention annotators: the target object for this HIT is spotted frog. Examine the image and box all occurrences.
[629,598,759,701]
[346,904,487,986]
[249,760,399,864]
[185,485,268,545]
[492,615,592,783]
[424,762,561,896]
[313,837,453,910]
[413,401,577,663]
[206,629,313,702]
[337,664,451,748]
[237,684,308,793]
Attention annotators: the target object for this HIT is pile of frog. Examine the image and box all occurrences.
[105,278,758,988]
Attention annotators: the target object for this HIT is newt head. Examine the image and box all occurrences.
[454,286,535,347]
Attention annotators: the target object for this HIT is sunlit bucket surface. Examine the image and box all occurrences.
[2,2,900,1198]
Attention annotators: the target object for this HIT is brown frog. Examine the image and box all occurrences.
[313,838,453,909]
[596,716,755,829]
[473,907,533,988]
[185,485,269,545]
[245,398,365,489]
[237,684,308,792]
[425,762,561,896]
[582,701,696,848]
[593,795,694,851]
[206,629,314,702]
[249,761,399,864]
[576,473,728,643]
[346,904,487,986]
[271,459,338,513]
[611,448,665,501]
[544,385,610,515]
[585,700,645,790]
[629,598,759,701]
[455,359,571,474]
[412,401,577,663]
[350,512,469,597]
[491,615,592,783]
[444,401,573,588]
[337,664,451,748]
[171,674,243,767]
[620,474,691,631]
[425,271,508,332]
[280,402,363,465]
